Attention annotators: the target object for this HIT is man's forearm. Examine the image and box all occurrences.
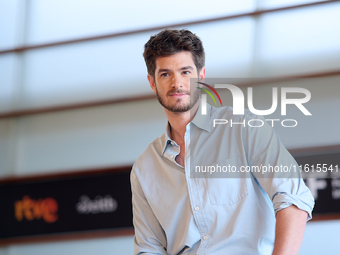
[272,205,308,255]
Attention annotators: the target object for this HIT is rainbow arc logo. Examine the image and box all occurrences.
[197,82,223,106]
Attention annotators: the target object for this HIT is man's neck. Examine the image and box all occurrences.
[165,101,199,143]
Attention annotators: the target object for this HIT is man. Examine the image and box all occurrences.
[131,29,314,254]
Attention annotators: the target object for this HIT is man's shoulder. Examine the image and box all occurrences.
[133,133,165,172]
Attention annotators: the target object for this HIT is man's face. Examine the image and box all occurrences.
[148,51,205,113]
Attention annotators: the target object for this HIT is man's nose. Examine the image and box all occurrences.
[171,74,183,89]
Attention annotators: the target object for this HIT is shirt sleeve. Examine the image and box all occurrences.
[244,114,315,221]
[130,167,168,254]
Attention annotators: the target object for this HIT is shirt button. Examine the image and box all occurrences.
[170,155,174,159]
[203,235,208,240]
[194,206,199,211]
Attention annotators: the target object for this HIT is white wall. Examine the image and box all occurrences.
[0,236,134,255]
[301,220,340,254]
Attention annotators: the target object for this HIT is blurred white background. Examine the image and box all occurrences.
[1,0,340,254]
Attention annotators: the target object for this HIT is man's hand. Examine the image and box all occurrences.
[272,205,308,255]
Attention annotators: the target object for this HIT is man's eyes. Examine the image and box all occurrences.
[160,71,191,77]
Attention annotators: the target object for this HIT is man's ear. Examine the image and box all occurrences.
[199,67,206,82]
[147,74,157,94]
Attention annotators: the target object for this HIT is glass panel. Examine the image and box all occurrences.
[0,54,16,112]
[0,0,19,50]
[15,99,166,174]
[27,0,256,44]
[191,18,255,78]
[22,33,152,108]
[22,18,254,108]
[259,0,328,9]
[256,2,340,76]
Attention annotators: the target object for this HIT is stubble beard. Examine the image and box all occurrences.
[156,86,200,113]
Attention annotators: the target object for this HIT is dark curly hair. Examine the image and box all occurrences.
[143,29,205,77]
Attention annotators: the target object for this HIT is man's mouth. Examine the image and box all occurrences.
[170,93,186,97]
[168,90,189,97]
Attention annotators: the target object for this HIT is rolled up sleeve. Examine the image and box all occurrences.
[272,184,314,220]
[244,114,315,221]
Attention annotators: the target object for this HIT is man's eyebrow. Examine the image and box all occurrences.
[157,66,194,74]
[158,69,171,74]
[179,66,194,71]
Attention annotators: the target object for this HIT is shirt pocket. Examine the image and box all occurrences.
[206,157,249,206]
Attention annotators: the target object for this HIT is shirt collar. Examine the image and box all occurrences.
[161,103,212,155]
[191,102,212,133]
[161,122,172,155]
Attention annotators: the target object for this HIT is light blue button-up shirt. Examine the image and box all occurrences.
[131,104,314,255]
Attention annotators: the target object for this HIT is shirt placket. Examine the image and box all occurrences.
[184,125,210,254]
